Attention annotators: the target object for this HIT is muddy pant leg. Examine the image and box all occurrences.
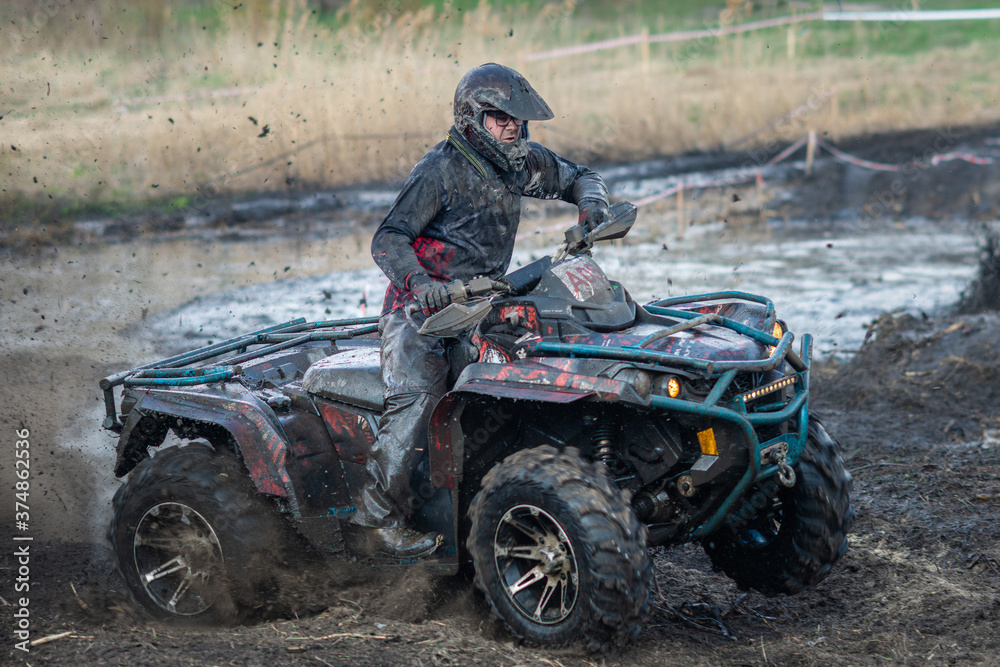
[352,310,449,528]
[352,392,440,527]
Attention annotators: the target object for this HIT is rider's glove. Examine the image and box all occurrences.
[577,200,610,235]
[409,274,452,315]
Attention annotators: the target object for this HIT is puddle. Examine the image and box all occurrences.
[148,218,981,359]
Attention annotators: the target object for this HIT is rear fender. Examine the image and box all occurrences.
[114,387,298,507]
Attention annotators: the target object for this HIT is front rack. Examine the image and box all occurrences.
[525,290,814,539]
[99,316,380,430]
[529,291,806,375]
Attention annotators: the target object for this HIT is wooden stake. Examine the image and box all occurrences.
[831,91,840,142]
[805,129,817,175]
[756,170,771,223]
[677,184,686,238]
[641,27,650,75]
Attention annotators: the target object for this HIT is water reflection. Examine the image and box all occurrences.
[149,220,979,359]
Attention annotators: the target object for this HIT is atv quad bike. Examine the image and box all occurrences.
[100,202,853,649]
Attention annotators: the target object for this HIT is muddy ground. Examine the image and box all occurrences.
[2,125,1000,666]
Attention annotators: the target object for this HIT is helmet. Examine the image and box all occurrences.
[453,63,553,172]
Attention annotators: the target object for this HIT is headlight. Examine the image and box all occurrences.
[769,320,786,355]
[652,375,683,398]
[611,368,651,399]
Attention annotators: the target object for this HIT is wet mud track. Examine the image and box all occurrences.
[6,294,1000,667]
[3,124,1000,666]
[8,313,1000,667]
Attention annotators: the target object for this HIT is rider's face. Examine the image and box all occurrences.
[484,112,524,143]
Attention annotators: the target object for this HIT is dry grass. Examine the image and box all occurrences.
[2,0,999,210]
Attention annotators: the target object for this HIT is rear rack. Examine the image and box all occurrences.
[99,316,380,430]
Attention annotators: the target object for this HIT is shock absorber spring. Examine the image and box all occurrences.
[590,420,617,466]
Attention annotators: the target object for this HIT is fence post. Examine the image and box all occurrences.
[831,91,840,142]
[677,183,686,238]
[642,26,650,75]
[805,129,817,175]
[756,170,767,222]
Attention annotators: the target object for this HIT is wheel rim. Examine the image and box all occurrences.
[493,503,579,625]
[734,495,785,549]
[133,502,224,616]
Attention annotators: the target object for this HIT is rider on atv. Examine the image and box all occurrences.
[352,62,612,558]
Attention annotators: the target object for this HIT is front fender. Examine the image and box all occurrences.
[427,360,643,489]
[114,385,296,504]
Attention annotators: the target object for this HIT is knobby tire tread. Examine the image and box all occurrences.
[109,443,284,624]
[468,445,652,651]
[704,418,854,596]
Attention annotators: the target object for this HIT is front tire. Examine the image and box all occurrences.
[109,443,284,623]
[703,418,854,596]
[467,446,651,650]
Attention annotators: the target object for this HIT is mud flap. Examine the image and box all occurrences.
[409,456,460,570]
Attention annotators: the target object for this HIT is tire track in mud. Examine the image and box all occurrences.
[4,125,1000,665]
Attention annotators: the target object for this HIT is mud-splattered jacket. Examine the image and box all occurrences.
[372,127,609,314]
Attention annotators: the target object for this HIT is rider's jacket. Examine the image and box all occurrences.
[371,127,608,314]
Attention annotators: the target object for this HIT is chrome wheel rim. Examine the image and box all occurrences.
[133,502,224,616]
[493,503,579,625]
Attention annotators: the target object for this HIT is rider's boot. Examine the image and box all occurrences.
[347,521,442,559]
[349,481,442,558]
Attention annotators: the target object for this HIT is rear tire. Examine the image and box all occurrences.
[703,418,854,596]
[109,443,284,624]
[467,446,651,650]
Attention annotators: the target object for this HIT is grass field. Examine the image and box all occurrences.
[2,0,999,219]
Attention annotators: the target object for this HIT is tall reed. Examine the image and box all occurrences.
[2,1,998,211]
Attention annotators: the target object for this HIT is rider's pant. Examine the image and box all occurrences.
[351,309,451,528]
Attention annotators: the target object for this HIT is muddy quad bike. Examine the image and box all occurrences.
[100,201,853,649]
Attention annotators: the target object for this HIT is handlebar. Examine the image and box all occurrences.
[405,276,509,316]
[447,276,505,303]
[405,202,636,325]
